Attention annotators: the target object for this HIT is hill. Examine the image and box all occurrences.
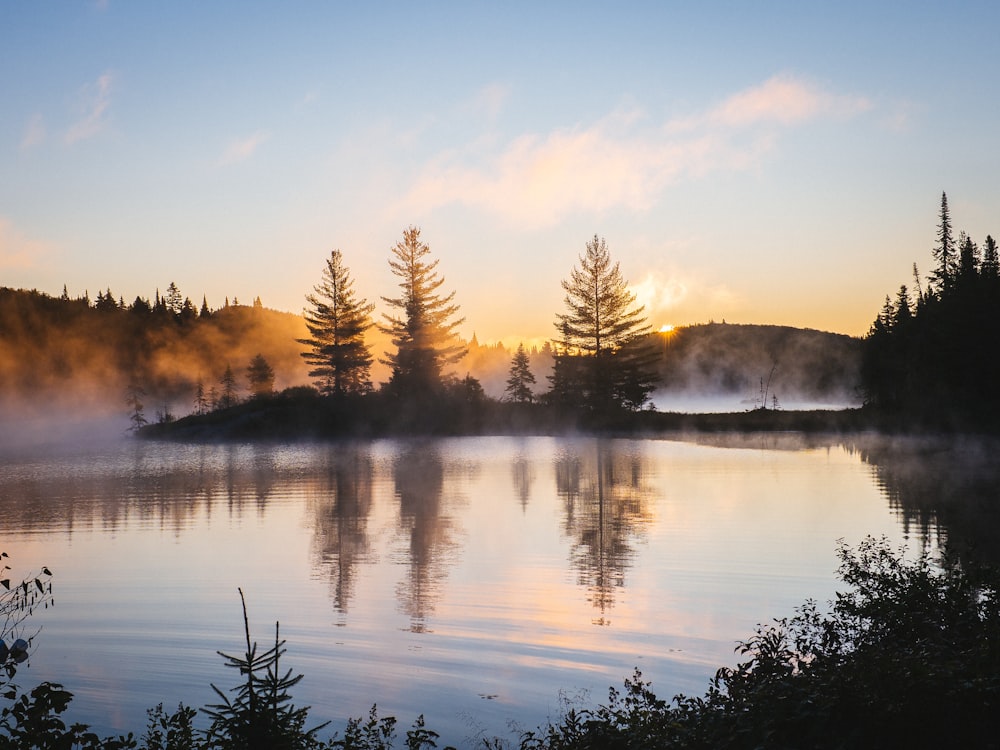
[653,323,862,411]
[0,288,862,441]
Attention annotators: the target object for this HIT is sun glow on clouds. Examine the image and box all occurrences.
[630,270,739,324]
[403,75,871,228]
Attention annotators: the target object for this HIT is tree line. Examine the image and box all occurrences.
[861,192,1000,428]
[295,227,659,421]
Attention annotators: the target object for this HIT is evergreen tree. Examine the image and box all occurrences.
[219,364,239,409]
[982,235,999,279]
[194,379,209,415]
[299,249,375,396]
[246,354,275,399]
[956,232,980,290]
[165,281,183,315]
[930,192,955,295]
[504,343,536,403]
[200,295,212,318]
[379,226,466,395]
[125,380,147,431]
[550,235,659,413]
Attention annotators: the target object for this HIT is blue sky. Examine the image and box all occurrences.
[2,1,999,343]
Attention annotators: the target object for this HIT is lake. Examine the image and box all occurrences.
[1,433,993,745]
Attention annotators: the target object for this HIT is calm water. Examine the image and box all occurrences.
[0,433,987,745]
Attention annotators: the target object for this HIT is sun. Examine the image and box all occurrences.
[658,324,675,333]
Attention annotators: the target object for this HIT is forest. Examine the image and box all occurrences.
[861,192,1000,430]
[1,230,861,438]
[4,196,993,437]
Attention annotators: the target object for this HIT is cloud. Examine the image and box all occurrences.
[705,74,871,129]
[402,75,872,227]
[218,131,270,165]
[465,82,511,121]
[65,72,114,144]
[0,218,53,270]
[629,270,739,323]
[20,114,46,150]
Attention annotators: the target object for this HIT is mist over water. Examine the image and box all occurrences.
[2,433,985,744]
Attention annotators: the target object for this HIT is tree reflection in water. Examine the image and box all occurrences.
[309,444,375,614]
[511,454,533,511]
[848,435,1000,566]
[392,444,459,632]
[554,440,655,625]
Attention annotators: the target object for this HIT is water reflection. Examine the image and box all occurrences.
[392,444,460,632]
[846,435,1000,565]
[511,455,533,511]
[555,441,655,625]
[309,445,375,614]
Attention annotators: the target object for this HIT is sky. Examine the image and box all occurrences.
[2,1,999,346]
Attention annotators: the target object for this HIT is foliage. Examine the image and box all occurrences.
[299,250,375,396]
[246,354,275,400]
[0,553,53,691]
[5,539,1000,748]
[861,192,1000,427]
[0,682,136,750]
[217,365,239,410]
[504,344,536,403]
[201,589,328,750]
[379,227,466,396]
[522,536,1000,749]
[551,236,658,414]
[141,704,197,750]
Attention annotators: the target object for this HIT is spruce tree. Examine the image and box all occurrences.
[551,235,658,413]
[246,354,275,399]
[930,192,955,295]
[299,249,375,396]
[504,343,536,403]
[379,226,466,395]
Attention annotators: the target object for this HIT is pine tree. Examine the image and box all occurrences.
[194,379,209,415]
[504,343,536,403]
[982,235,999,279]
[930,192,955,295]
[246,354,275,399]
[219,364,239,409]
[299,249,375,396]
[551,235,658,413]
[379,226,466,395]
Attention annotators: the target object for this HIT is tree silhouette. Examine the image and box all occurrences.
[218,364,239,409]
[550,235,658,413]
[504,343,536,403]
[379,226,466,395]
[930,192,955,295]
[125,380,147,431]
[246,354,275,399]
[861,193,1000,426]
[299,249,375,396]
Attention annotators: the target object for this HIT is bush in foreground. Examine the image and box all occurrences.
[3,537,1000,748]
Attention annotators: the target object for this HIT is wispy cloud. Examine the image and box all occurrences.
[699,74,870,129]
[218,131,270,165]
[65,72,114,144]
[465,82,511,121]
[0,218,52,270]
[630,269,739,323]
[402,75,872,227]
[20,114,46,150]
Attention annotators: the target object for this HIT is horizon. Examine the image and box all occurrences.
[3,3,999,343]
